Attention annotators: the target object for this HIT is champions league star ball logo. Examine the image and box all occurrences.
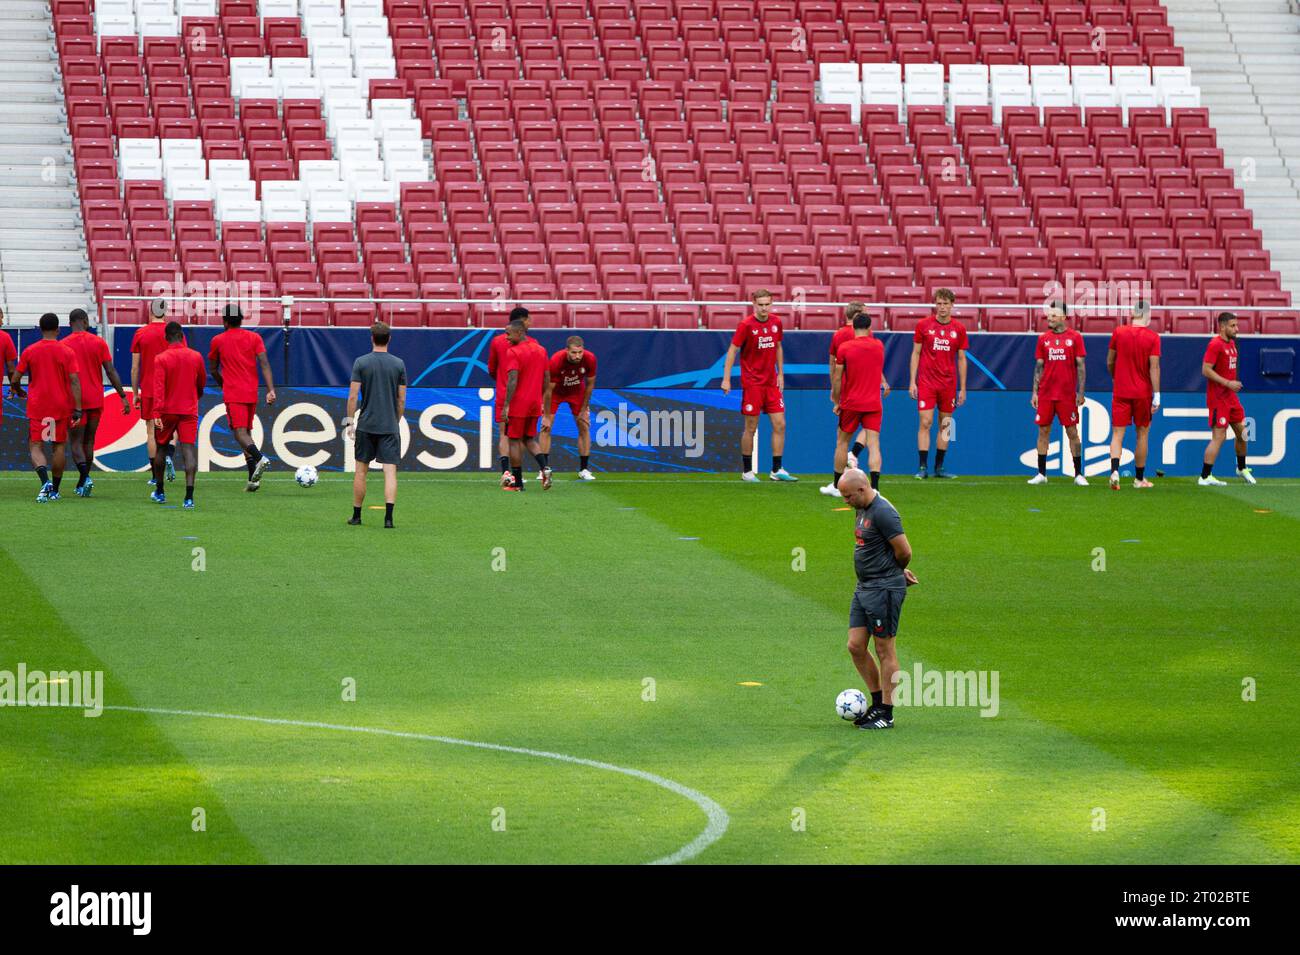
[1019,396,1133,477]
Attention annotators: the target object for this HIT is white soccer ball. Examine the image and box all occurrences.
[294,465,318,488]
[836,688,868,721]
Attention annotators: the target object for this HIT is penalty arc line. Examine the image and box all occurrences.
[104,705,729,866]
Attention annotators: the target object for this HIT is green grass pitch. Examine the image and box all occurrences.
[1,470,1296,864]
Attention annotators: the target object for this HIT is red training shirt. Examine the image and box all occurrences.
[208,326,267,404]
[153,342,207,417]
[549,349,597,398]
[502,337,548,417]
[1203,336,1238,406]
[131,322,187,398]
[837,334,886,413]
[829,323,855,361]
[1035,328,1087,401]
[63,329,112,410]
[1109,324,1161,400]
[731,312,783,387]
[488,333,512,393]
[17,339,77,420]
[914,316,968,391]
[0,331,16,409]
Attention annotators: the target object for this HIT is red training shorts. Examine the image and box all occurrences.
[741,383,784,417]
[1111,396,1152,428]
[155,413,198,446]
[839,408,882,434]
[1035,398,1079,428]
[225,401,256,431]
[917,383,956,414]
[28,415,70,444]
[506,415,538,440]
[1208,398,1245,430]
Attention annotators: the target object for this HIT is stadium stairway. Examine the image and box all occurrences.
[0,0,94,324]
[1164,0,1300,297]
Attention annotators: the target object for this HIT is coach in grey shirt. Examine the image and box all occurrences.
[837,469,918,729]
[345,321,406,529]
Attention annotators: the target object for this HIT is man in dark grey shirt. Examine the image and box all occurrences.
[838,468,918,730]
[345,321,406,528]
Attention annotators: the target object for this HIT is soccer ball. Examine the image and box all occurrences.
[294,465,318,488]
[836,688,868,721]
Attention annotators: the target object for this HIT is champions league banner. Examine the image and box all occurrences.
[1,326,1297,475]
[3,386,1298,477]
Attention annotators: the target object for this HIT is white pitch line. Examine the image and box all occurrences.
[104,705,729,865]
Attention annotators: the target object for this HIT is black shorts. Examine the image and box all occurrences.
[849,584,906,638]
[354,430,401,465]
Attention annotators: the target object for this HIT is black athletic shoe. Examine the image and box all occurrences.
[384,518,394,529]
[914,469,928,480]
[933,468,956,479]
[856,711,894,730]
[853,705,882,727]
[347,516,361,526]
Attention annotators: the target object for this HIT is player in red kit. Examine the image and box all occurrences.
[489,306,530,487]
[821,302,868,495]
[500,319,553,491]
[0,312,17,444]
[540,335,597,480]
[13,313,83,502]
[908,288,968,479]
[209,305,276,491]
[150,321,207,508]
[131,298,186,484]
[1106,299,1161,490]
[1028,302,1088,486]
[63,308,129,497]
[1199,312,1256,486]
[830,310,890,491]
[720,290,796,482]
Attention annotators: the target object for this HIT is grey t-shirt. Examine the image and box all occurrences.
[350,351,406,435]
[854,493,907,587]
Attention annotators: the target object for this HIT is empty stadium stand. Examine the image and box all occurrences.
[25,0,1300,333]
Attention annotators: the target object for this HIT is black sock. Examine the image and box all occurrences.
[36,465,49,486]
[499,455,509,473]
[1110,456,1119,474]
[1237,454,1246,471]
[851,441,864,457]
[1037,453,1047,475]
[580,454,589,470]
[535,452,549,470]
[833,470,842,487]
[385,502,394,521]
[352,505,362,520]
[76,462,89,487]
[1201,461,1212,478]
[919,449,928,470]
[935,448,946,470]
[871,690,883,707]
[870,470,879,489]
[1073,454,1083,475]
[1136,465,1145,480]
[245,451,257,478]
[52,474,62,493]
[772,454,782,472]
[742,453,752,473]
[512,465,523,487]
[185,484,194,502]
[881,703,893,717]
